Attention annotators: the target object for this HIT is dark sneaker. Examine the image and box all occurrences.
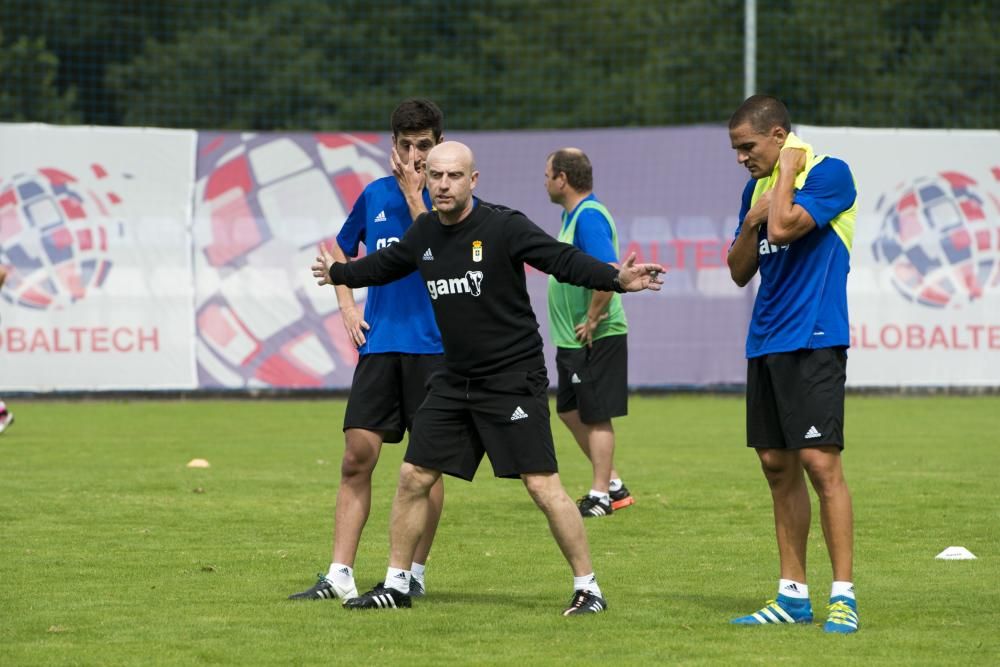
[288,573,358,601]
[562,590,608,615]
[609,484,634,510]
[577,495,613,517]
[344,582,411,610]
[408,578,425,597]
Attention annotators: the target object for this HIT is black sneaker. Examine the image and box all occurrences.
[288,573,358,601]
[562,590,608,615]
[343,582,411,610]
[609,484,635,511]
[408,578,425,597]
[577,494,613,517]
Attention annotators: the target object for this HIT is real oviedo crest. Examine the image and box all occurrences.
[472,240,483,263]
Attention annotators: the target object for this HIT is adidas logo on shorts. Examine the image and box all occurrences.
[510,406,528,421]
[804,426,822,439]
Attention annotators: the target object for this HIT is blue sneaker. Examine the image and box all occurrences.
[824,596,859,633]
[731,594,813,625]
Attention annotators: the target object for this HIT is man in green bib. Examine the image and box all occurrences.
[544,148,634,518]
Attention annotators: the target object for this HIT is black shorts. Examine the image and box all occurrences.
[405,368,558,481]
[343,352,444,444]
[555,334,628,423]
[746,347,847,450]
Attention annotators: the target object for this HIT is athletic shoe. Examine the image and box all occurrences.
[577,495,613,517]
[823,596,859,633]
[0,410,13,435]
[731,594,813,625]
[343,582,411,610]
[609,484,634,511]
[562,590,608,615]
[287,573,358,601]
[409,577,425,597]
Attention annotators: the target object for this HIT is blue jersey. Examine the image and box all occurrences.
[735,158,856,358]
[564,194,618,263]
[336,176,442,355]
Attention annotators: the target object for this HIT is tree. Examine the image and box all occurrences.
[0,29,79,124]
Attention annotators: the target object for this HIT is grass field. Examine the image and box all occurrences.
[1,395,998,666]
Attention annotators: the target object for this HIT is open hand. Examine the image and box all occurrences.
[391,144,425,199]
[312,242,336,286]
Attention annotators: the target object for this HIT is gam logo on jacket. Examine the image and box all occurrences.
[426,271,484,300]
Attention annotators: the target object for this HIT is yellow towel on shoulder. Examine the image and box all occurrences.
[761,131,814,192]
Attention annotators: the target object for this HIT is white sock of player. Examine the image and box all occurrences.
[385,567,411,594]
[589,489,611,504]
[778,579,809,600]
[831,581,855,600]
[609,478,623,493]
[574,573,602,597]
[327,562,354,589]
[410,561,426,588]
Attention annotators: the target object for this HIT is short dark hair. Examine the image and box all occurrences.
[391,98,443,140]
[548,148,593,192]
[729,94,791,134]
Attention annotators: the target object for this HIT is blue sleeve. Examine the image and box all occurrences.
[336,189,368,257]
[733,179,756,242]
[794,158,856,228]
[573,208,618,264]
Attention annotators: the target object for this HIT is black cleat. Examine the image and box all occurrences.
[288,573,357,601]
[577,494,613,517]
[563,589,608,615]
[609,484,635,510]
[344,582,411,610]
[408,578,425,597]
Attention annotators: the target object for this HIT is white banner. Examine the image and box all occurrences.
[0,124,198,391]
[799,126,1000,386]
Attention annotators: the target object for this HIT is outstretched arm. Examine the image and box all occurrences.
[312,237,417,289]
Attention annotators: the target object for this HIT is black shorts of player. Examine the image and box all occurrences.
[405,367,558,481]
[555,334,628,424]
[746,346,847,450]
[343,352,444,444]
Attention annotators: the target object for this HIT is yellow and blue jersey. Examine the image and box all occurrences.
[734,157,857,359]
[336,176,442,355]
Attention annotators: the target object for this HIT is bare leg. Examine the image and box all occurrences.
[558,410,619,492]
[388,463,441,569]
[521,472,593,575]
[757,449,810,583]
[332,428,383,566]
[412,475,444,565]
[801,446,854,582]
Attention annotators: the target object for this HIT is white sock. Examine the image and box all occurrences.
[385,567,411,594]
[410,561,426,586]
[327,562,354,587]
[574,573,602,597]
[831,581,855,600]
[589,489,611,504]
[778,579,809,599]
[609,478,623,492]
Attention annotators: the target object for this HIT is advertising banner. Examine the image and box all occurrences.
[0,124,197,391]
[800,126,1000,386]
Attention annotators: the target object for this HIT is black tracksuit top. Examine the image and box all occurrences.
[330,199,621,377]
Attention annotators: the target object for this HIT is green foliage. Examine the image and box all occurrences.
[0,29,79,123]
[1,0,998,129]
[1,396,998,665]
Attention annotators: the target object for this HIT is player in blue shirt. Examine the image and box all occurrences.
[289,99,445,603]
[0,268,14,434]
[726,95,860,634]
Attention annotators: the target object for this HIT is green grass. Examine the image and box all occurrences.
[1,396,998,666]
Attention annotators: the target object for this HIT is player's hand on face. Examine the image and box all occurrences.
[312,242,336,286]
[391,144,425,195]
[779,146,807,174]
[340,305,370,348]
[617,253,666,292]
